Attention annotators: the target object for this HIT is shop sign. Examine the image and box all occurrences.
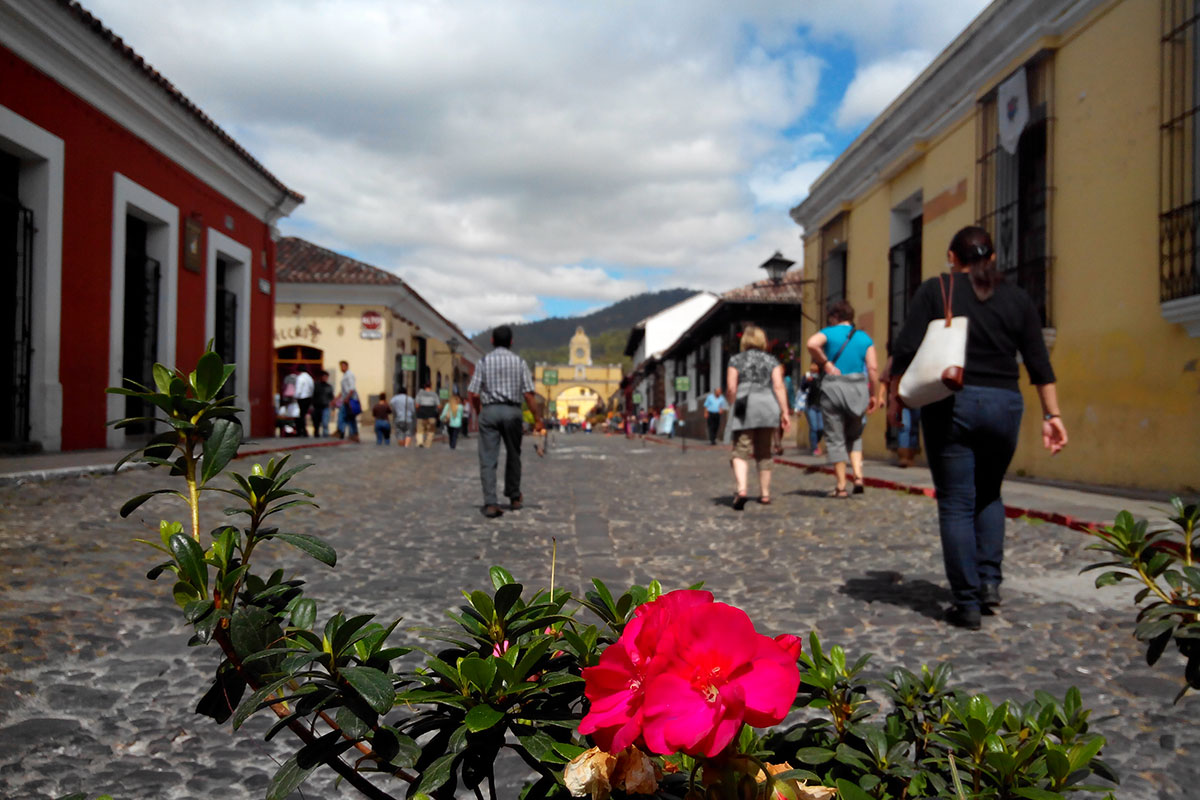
[674,375,691,392]
[632,392,643,404]
[542,369,558,386]
[438,388,450,400]
[401,354,418,371]
[275,321,322,344]
[361,310,384,339]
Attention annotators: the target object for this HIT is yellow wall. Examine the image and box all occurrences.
[274,302,461,422]
[534,363,623,418]
[799,0,1200,491]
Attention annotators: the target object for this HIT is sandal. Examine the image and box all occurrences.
[759,496,772,505]
[827,488,849,499]
[732,493,748,511]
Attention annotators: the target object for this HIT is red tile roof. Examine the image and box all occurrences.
[62,1,303,204]
[721,270,808,303]
[276,237,405,286]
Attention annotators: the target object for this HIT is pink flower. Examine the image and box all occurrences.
[492,640,509,657]
[579,590,800,759]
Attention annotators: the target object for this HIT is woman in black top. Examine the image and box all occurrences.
[888,226,1068,630]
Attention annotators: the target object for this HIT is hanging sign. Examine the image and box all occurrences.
[542,369,559,386]
[674,375,691,392]
[997,66,1029,155]
[401,354,418,371]
[632,392,643,404]
[361,310,384,340]
[438,388,450,400]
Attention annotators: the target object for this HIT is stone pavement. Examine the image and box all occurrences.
[0,433,1195,799]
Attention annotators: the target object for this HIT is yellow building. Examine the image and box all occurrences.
[791,0,1200,492]
[532,327,623,421]
[273,237,482,430]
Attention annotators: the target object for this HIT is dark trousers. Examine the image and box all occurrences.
[478,404,524,506]
[706,413,720,444]
[448,426,460,450]
[922,385,1023,610]
[297,398,312,436]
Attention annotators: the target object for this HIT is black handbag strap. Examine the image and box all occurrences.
[826,325,858,370]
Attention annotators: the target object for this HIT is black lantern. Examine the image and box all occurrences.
[760,251,795,284]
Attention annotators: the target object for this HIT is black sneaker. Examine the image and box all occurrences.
[945,605,982,630]
[981,583,1002,614]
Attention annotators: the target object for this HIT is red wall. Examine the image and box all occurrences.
[1,45,279,447]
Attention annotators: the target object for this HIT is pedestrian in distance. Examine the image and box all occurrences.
[440,391,465,450]
[806,301,879,498]
[389,386,414,447]
[312,370,334,437]
[888,225,1067,631]
[702,387,728,445]
[294,367,314,437]
[798,362,825,455]
[336,360,360,442]
[726,324,791,509]
[371,393,392,445]
[413,381,441,448]
[468,325,542,518]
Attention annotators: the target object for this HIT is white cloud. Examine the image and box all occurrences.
[80,0,989,331]
[835,50,934,129]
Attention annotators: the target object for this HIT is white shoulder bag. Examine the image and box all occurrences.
[898,274,968,408]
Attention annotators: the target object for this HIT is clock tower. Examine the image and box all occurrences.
[568,326,592,366]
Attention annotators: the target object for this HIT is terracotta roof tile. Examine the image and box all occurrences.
[276,237,406,286]
[721,270,808,303]
[62,1,303,203]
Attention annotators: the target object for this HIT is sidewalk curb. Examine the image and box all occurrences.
[773,457,1106,534]
[0,439,353,486]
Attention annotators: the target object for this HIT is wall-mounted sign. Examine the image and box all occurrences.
[183,216,202,273]
[542,369,558,386]
[674,375,691,392]
[632,392,643,404]
[275,321,322,344]
[438,388,450,400]
[548,401,557,415]
[361,310,383,340]
[401,354,418,371]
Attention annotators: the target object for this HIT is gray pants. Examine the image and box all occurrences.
[819,374,869,463]
[478,404,524,506]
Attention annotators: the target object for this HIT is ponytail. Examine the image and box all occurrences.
[949,225,1001,299]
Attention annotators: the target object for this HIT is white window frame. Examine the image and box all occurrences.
[107,173,179,448]
[0,105,64,451]
[205,228,252,409]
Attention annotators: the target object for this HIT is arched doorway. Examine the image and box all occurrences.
[275,345,324,398]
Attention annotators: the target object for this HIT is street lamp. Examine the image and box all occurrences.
[760,251,795,285]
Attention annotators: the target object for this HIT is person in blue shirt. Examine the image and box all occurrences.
[702,387,728,445]
[806,300,879,497]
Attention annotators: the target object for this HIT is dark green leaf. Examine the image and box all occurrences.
[168,533,208,593]
[290,598,317,630]
[341,665,395,713]
[415,752,458,795]
[194,661,246,724]
[120,489,181,518]
[494,582,524,619]
[464,703,504,732]
[835,778,875,800]
[489,565,516,589]
[192,350,226,401]
[201,418,242,484]
[230,605,284,674]
[459,656,496,693]
[266,532,336,567]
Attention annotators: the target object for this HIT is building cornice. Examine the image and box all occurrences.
[0,0,302,222]
[790,0,1109,232]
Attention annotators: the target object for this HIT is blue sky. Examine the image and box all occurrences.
[84,0,991,333]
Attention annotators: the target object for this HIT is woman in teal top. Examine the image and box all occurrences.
[440,393,465,450]
[805,300,879,497]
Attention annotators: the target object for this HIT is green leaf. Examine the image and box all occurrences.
[290,598,317,630]
[192,350,226,401]
[415,752,458,795]
[494,582,524,619]
[230,605,284,673]
[793,747,837,765]
[168,533,208,594]
[120,489,181,518]
[340,665,395,713]
[266,532,337,566]
[835,778,876,800]
[464,703,505,732]
[489,565,516,588]
[460,656,497,693]
[201,418,242,485]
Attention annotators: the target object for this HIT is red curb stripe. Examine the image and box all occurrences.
[772,456,1107,533]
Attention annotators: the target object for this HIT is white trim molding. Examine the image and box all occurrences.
[1161,294,1200,338]
[0,104,64,451]
[205,228,253,408]
[107,173,179,448]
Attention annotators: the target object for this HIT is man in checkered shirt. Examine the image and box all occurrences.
[468,325,542,518]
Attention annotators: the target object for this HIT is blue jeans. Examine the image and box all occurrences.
[805,406,824,451]
[374,420,391,445]
[897,407,921,450]
[448,425,460,450]
[338,404,359,437]
[922,385,1023,610]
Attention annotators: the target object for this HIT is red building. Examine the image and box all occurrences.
[0,0,303,452]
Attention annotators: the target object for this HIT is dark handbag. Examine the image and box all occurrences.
[813,325,857,398]
[733,395,748,418]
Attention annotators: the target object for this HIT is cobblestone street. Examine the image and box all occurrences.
[0,434,1195,799]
